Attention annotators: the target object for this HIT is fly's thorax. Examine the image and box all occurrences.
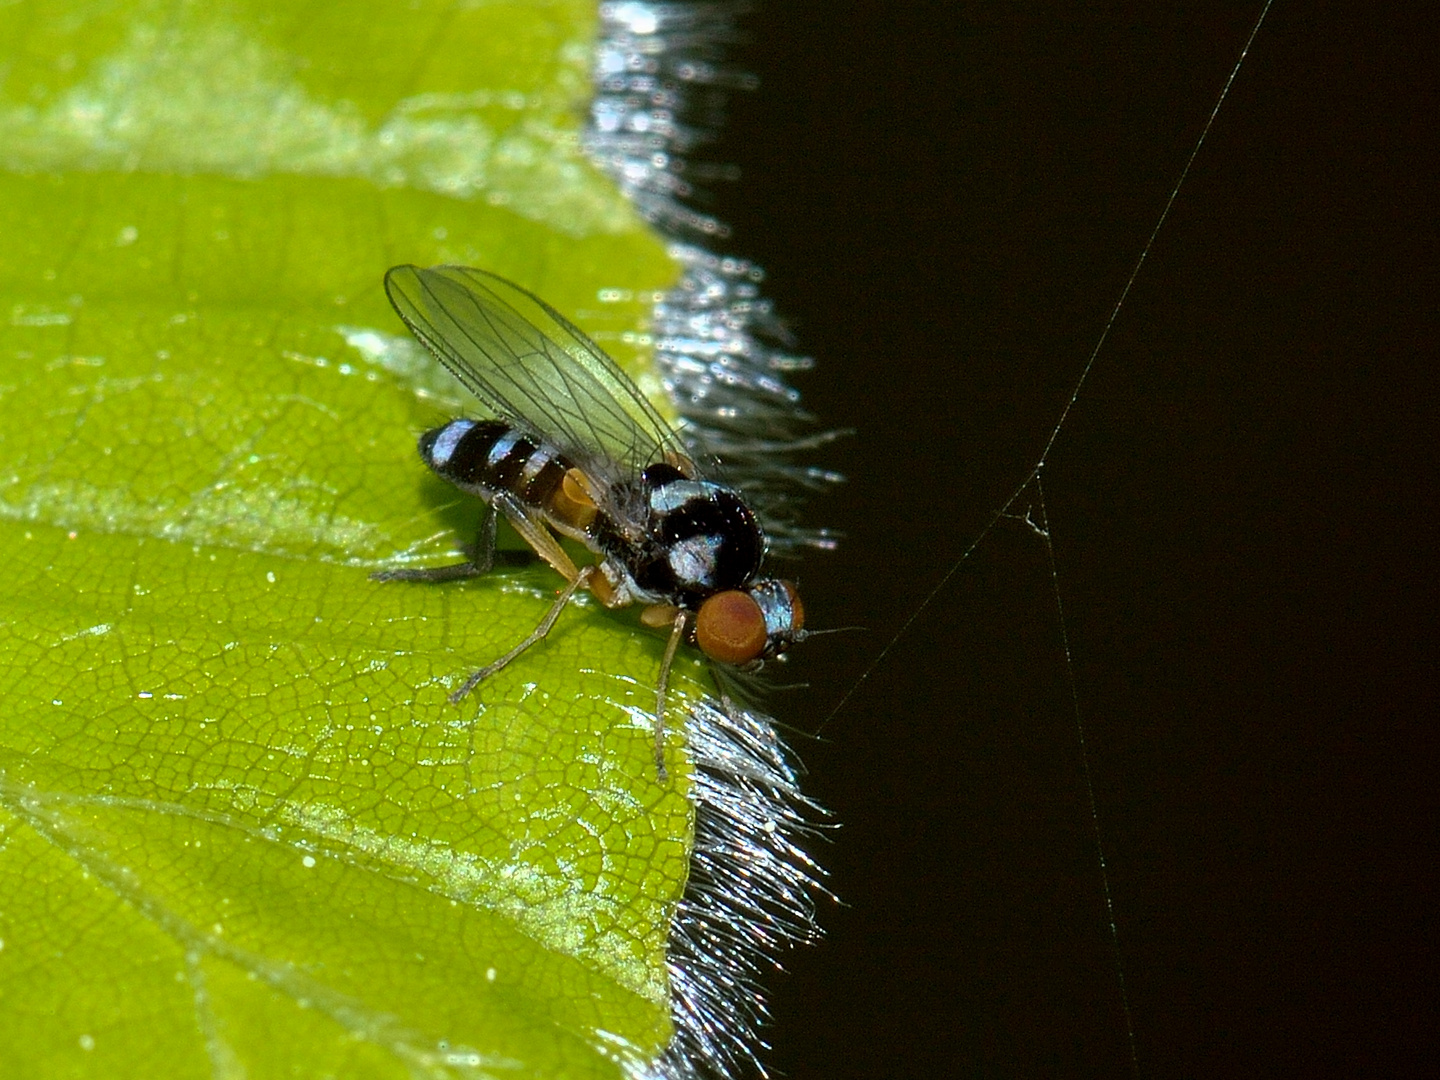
[628,462,766,607]
[693,579,806,666]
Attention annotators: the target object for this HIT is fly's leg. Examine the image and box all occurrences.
[492,493,581,583]
[373,496,599,727]
[653,611,690,782]
[471,502,498,573]
[448,565,596,703]
[370,503,498,582]
[370,560,482,584]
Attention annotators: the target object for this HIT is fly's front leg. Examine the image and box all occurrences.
[652,610,690,783]
[370,503,498,583]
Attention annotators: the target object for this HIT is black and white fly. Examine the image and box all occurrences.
[373,265,807,780]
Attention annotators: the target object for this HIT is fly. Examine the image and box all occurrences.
[372,265,807,780]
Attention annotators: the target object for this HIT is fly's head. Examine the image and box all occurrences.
[693,578,807,668]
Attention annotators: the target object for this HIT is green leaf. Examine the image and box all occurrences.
[0,2,700,1076]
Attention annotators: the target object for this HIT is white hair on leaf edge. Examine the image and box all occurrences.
[588,3,843,557]
[656,699,830,1080]
[587,5,836,1078]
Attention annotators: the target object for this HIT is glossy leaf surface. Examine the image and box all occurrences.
[0,2,695,1076]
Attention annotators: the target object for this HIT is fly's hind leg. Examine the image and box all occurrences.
[446,495,593,704]
[371,503,499,583]
[449,565,596,703]
[376,496,600,726]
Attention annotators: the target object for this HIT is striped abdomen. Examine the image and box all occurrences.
[418,418,587,526]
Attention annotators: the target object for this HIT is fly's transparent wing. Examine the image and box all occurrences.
[384,264,686,479]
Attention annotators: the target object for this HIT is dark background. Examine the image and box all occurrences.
[697,2,1435,1077]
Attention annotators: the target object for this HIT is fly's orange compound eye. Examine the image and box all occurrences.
[695,590,768,665]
